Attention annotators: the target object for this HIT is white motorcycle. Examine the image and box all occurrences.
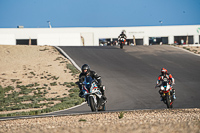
[81,76,106,112]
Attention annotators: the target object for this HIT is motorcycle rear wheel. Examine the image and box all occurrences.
[89,96,97,112]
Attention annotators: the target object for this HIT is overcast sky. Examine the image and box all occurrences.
[0,0,200,28]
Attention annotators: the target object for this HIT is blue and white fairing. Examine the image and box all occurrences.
[82,76,102,97]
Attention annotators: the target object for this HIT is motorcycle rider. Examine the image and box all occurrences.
[156,68,176,100]
[78,64,107,101]
[118,30,127,47]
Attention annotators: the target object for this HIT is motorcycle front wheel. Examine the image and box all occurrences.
[166,95,173,108]
[120,43,123,49]
[89,96,97,112]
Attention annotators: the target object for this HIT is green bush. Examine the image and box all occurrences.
[4,86,14,92]
[63,82,68,86]
[69,82,76,86]
[44,84,48,86]
[51,76,59,80]
[68,87,79,92]
[118,112,125,119]
[11,79,19,83]
[66,64,80,75]
[33,104,40,108]
[66,84,71,87]
[16,81,22,84]
[0,83,84,117]
[50,82,57,86]
[34,83,40,87]
[26,84,34,87]
[30,72,36,76]
[69,92,79,98]
[79,118,87,122]
[48,102,54,104]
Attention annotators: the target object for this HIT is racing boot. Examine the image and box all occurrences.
[102,95,107,100]
[159,90,163,101]
[79,90,84,98]
[101,95,107,105]
[160,96,164,101]
[99,85,107,100]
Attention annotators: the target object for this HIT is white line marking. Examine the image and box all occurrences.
[48,102,87,114]
[52,46,86,113]
[54,46,82,71]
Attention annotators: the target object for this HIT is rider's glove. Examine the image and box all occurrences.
[155,84,158,89]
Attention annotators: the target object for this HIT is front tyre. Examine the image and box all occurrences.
[89,96,97,112]
[120,43,123,49]
[166,95,173,108]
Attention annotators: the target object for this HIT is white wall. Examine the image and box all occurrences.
[0,25,199,46]
[37,33,81,46]
[0,34,15,45]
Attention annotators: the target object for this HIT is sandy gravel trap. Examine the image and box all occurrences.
[0,108,199,133]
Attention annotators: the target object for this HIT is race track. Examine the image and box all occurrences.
[50,45,200,115]
[1,45,199,120]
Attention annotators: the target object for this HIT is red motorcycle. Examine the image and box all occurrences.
[118,38,126,49]
[156,77,175,108]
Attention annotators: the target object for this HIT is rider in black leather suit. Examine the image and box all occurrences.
[78,64,107,100]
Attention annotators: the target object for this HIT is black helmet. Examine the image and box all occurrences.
[122,30,126,34]
[81,64,90,74]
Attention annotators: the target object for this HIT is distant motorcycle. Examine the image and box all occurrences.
[81,76,106,112]
[156,77,175,108]
[118,38,126,49]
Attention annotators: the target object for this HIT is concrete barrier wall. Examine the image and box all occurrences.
[37,33,81,46]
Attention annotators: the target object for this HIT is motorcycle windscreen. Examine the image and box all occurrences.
[83,76,93,89]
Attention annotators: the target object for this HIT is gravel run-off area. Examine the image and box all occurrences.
[0,108,199,133]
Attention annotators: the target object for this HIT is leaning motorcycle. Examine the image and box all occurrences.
[81,76,106,112]
[156,77,175,108]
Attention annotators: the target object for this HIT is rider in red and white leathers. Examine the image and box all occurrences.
[156,68,176,100]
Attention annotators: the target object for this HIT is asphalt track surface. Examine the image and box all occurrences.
[1,45,200,120]
[49,45,200,115]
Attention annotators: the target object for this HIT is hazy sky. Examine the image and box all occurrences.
[0,0,200,28]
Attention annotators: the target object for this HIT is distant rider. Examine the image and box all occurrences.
[156,68,176,100]
[118,30,127,47]
[78,64,107,101]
